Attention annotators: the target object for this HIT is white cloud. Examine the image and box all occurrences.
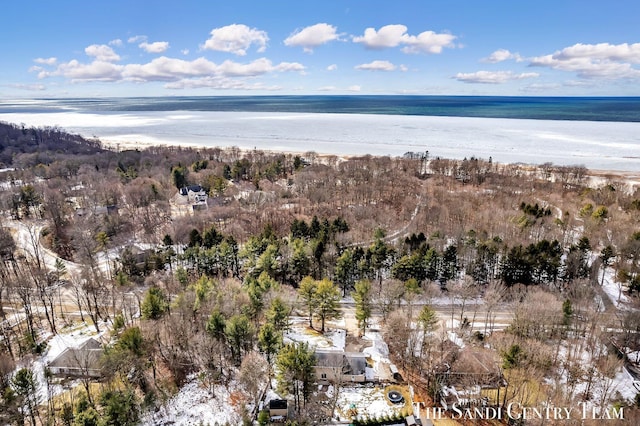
[85,44,120,62]
[454,70,539,84]
[318,85,338,91]
[554,42,640,62]
[123,57,218,81]
[274,62,306,73]
[401,31,457,54]
[139,41,170,53]
[128,35,147,43]
[353,24,456,54]
[327,64,338,71]
[521,82,562,92]
[202,24,268,56]
[483,49,522,63]
[348,85,362,92]
[109,39,123,47]
[284,23,339,52]
[181,49,190,55]
[165,77,281,90]
[352,24,408,49]
[529,42,640,79]
[10,83,46,91]
[399,64,408,72]
[54,60,124,82]
[564,80,595,87]
[355,60,397,71]
[41,55,304,84]
[34,57,57,65]
[216,58,280,77]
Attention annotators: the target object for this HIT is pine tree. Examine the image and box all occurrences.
[298,276,317,328]
[600,245,615,286]
[140,286,169,320]
[258,323,281,364]
[276,343,315,413]
[11,368,39,426]
[266,297,291,332]
[352,279,372,335]
[225,314,254,365]
[314,278,342,333]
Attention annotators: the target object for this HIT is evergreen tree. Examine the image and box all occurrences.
[171,165,188,189]
[258,323,281,363]
[392,252,427,283]
[276,343,315,413]
[298,276,317,328]
[335,249,357,296]
[99,388,139,426]
[314,278,341,333]
[352,279,372,335]
[225,314,255,365]
[289,238,310,283]
[11,368,39,426]
[600,245,615,286]
[417,305,439,333]
[424,247,441,282]
[369,228,391,289]
[206,309,227,342]
[266,297,291,332]
[140,286,169,320]
[441,245,459,282]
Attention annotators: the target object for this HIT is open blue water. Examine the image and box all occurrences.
[3,96,640,123]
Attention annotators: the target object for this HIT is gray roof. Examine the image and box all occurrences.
[315,350,366,375]
[48,338,103,373]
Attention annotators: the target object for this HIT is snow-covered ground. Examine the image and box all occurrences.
[141,375,246,426]
[15,322,107,406]
[335,385,407,421]
[601,269,631,309]
[284,317,346,351]
[554,341,639,407]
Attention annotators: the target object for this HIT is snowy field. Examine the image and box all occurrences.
[284,316,346,351]
[335,384,408,421]
[141,375,245,426]
[1,110,639,171]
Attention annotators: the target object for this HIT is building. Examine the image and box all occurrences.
[180,185,208,205]
[268,399,288,422]
[47,338,103,378]
[314,350,367,384]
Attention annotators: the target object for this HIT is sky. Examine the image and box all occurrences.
[1,0,639,98]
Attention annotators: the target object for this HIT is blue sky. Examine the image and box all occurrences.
[1,0,639,97]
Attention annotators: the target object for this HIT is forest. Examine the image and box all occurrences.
[1,120,640,425]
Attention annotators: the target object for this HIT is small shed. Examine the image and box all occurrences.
[269,399,288,420]
[390,363,402,381]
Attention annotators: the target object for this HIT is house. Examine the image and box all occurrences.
[314,350,367,384]
[268,399,288,422]
[179,185,208,205]
[47,338,103,378]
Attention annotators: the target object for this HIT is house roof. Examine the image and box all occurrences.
[315,350,367,375]
[48,338,103,372]
[269,399,288,409]
[182,185,203,193]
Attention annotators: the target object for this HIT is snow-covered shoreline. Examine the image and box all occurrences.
[1,110,639,172]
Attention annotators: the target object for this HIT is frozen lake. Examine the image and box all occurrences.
[1,110,639,171]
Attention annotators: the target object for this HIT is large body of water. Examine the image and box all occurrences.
[1,96,639,171]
